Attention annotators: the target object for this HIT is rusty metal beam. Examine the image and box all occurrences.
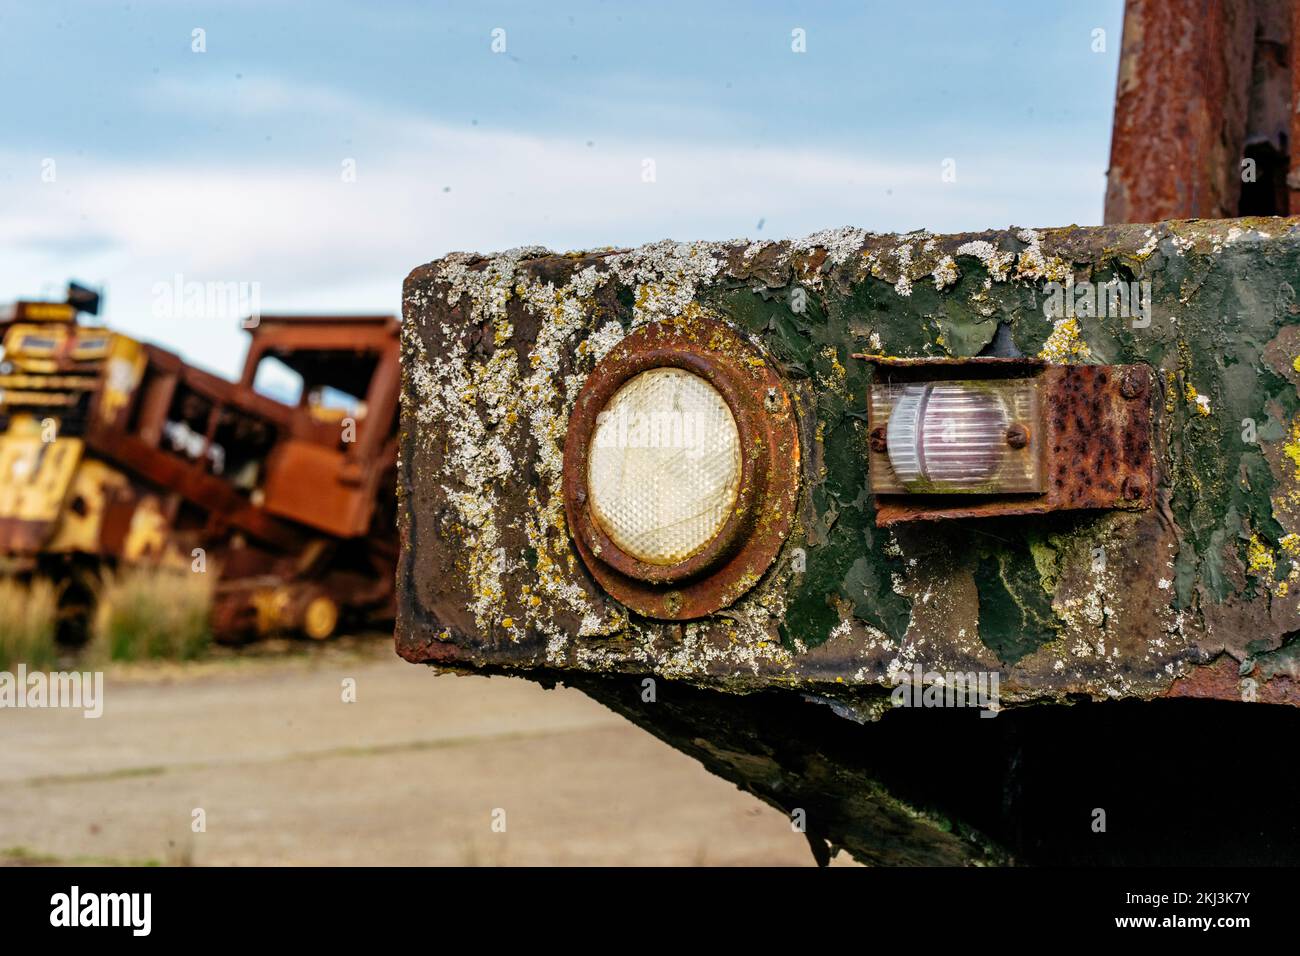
[399,220,1300,864]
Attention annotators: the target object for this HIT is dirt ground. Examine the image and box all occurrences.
[0,639,852,866]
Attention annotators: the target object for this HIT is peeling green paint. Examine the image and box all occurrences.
[973,540,1061,665]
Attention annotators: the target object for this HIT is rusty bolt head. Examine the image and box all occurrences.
[869,426,888,453]
[1006,423,1030,449]
[1120,368,1147,400]
[1122,476,1146,500]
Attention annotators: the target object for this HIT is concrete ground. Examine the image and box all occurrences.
[0,640,848,866]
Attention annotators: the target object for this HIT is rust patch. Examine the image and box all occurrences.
[1166,655,1300,707]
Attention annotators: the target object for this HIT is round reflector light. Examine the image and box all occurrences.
[587,367,741,565]
[562,318,800,620]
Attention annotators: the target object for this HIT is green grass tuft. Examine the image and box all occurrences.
[90,568,213,662]
[0,578,59,671]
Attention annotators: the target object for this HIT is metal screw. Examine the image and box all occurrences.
[1122,476,1145,500]
[663,591,683,615]
[575,488,587,505]
[869,426,887,453]
[1006,423,1030,449]
[1120,368,1146,399]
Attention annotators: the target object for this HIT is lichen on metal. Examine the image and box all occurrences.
[399,218,1300,709]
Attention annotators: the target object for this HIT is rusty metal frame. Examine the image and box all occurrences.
[860,356,1154,527]
[562,318,799,620]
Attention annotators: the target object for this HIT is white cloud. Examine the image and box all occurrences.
[0,76,1104,377]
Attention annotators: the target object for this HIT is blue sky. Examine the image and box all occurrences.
[0,0,1125,376]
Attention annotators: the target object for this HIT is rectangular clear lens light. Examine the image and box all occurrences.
[870,378,1042,494]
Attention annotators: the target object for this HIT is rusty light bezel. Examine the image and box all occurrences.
[562,318,800,620]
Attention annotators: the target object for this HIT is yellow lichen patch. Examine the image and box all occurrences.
[1038,318,1091,363]
[1285,418,1300,481]
[493,318,513,347]
[817,346,847,391]
[1246,534,1276,578]
[1281,533,1300,558]
[679,301,707,323]
[1245,532,1300,596]
[1292,355,1300,376]
[1183,381,1211,416]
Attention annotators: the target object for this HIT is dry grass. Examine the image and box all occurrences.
[0,578,59,670]
[90,568,214,662]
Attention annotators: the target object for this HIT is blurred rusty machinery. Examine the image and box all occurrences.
[0,287,399,643]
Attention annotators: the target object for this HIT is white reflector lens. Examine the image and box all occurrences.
[886,383,1009,486]
[870,377,1043,494]
[587,368,741,565]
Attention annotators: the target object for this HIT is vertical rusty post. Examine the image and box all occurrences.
[1290,0,1300,210]
[1104,0,1258,223]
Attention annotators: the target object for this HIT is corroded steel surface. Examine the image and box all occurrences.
[399,218,1300,712]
